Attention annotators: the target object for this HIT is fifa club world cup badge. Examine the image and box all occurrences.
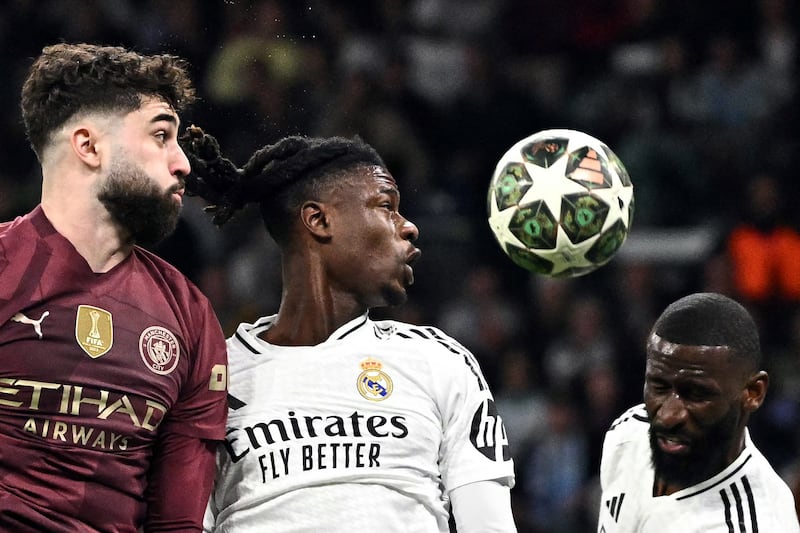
[139,326,180,375]
[75,305,113,358]
[357,357,393,401]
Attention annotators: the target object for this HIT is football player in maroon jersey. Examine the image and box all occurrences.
[0,43,228,532]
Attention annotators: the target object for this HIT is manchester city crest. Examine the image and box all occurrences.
[356,357,393,401]
[139,326,180,375]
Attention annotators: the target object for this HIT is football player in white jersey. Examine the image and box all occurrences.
[597,292,800,532]
[180,127,517,532]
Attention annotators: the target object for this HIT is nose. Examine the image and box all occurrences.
[172,142,192,178]
[654,392,688,429]
[400,216,419,242]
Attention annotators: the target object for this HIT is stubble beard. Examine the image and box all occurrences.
[98,155,182,247]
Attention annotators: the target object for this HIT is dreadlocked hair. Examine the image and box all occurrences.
[180,126,386,242]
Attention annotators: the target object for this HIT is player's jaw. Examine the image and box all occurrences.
[377,244,421,308]
[98,154,183,247]
[649,407,739,489]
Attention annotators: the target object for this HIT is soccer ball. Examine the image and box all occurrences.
[487,129,634,278]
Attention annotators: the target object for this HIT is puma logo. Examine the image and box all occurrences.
[11,311,50,339]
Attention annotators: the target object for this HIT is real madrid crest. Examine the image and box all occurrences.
[75,305,113,358]
[139,326,181,375]
[356,357,393,401]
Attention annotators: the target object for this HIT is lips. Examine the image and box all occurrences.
[656,434,690,455]
[169,185,185,204]
[404,248,421,286]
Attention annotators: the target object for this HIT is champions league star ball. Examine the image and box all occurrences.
[487,129,634,278]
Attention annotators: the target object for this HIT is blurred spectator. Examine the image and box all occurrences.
[437,263,524,383]
[494,346,549,459]
[726,172,800,345]
[520,395,590,533]
[541,294,616,391]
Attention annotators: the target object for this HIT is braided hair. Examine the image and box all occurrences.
[180,126,385,244]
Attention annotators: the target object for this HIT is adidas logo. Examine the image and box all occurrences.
[605,492,625,522]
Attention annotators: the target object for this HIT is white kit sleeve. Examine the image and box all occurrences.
[449,479,517,533]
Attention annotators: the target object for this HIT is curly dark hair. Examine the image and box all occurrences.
[21,42,196,159]
[180,126,385,245]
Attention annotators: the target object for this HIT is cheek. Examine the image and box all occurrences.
[360,220,395,253]
[643,391,660,417]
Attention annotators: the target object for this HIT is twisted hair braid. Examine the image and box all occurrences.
[179,127,386,237]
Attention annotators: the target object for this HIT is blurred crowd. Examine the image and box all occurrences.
[1,1,799,531]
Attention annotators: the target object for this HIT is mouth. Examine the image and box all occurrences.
[404,248,422,286]
[656,433,691,455]
[170,186,185,203]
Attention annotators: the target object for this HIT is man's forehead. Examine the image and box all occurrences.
[648,332,731,353]
[368,165,396,186]
[647,332,734,369]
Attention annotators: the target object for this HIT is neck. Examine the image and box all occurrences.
[261,256,367,346]
[41,197,132,273]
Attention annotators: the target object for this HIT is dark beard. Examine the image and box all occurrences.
[98,160,182,247]
[649,407,741,489]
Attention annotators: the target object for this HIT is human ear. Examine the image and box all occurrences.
[301,201,332,240]
[71,126,102,169]
[742,371,769,412]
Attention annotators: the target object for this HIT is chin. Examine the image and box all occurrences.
[379,286,408,308]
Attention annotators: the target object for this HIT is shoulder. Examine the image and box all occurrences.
[370,319,481,367]
[599,404,651,488]
[369,319,492,393]
[226,318,269,355]
[607,403,650,434]
[601,404,650,462]
[0,218,20,235]
[743,441,800,520]
[132,246,208,301]
[0,211,36,241]
[369,319,470,353]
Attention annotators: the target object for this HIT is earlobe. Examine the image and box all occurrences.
[301,201,332,240]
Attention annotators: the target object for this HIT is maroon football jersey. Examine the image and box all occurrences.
[0,206,228,532]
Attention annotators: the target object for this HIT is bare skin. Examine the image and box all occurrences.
[261,165,420,346]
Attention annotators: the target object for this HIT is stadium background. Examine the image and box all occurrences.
[1,1,798,531]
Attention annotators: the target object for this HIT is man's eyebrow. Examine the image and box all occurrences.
[150,113,178,125]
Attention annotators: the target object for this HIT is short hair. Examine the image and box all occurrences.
[650,292,761,369]
[21,42,196,159]
[180,126,385,245]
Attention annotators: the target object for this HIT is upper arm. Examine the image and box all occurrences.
[145,432,219,531]
[450,480,517,533]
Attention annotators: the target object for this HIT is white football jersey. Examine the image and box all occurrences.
[597,404,800,533]
[205,314,515,532]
